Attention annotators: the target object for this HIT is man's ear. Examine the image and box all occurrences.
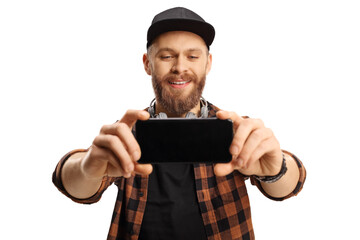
[143,53,152,76]
[206,53,212,75]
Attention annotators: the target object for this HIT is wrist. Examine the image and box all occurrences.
[254,153,287,183]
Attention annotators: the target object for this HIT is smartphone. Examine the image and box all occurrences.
[135,118,233,164]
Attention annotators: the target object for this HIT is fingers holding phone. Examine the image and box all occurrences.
[214,110,282,177]
[81,110,153,179]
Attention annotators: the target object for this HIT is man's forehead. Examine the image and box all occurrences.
[152,31,208,51]
[155,47,204,54]
[158,47,203,52]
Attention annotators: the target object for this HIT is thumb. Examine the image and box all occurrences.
[213,162,235,177]
[134,163,153,176]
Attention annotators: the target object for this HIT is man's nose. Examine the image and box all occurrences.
[171,56,188,73]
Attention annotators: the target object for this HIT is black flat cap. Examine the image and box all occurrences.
[147,7,215,49]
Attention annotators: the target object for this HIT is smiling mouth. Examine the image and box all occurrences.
[169,80,191,85]
[168,79,191,89]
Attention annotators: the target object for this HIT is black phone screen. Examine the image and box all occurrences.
[135,118,233,164]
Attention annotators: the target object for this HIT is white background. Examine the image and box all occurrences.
[1,0,359,239]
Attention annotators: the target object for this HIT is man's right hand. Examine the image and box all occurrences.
[80,110,153,180]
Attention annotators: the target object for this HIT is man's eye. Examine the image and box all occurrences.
[189,56,199,59]
[160,56,172,59]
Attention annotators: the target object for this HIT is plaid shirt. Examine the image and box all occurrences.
[53,103,306,240]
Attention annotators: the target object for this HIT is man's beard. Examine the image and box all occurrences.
[151,72,206,116]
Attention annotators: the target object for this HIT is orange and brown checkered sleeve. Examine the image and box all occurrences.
[52,149,116,204]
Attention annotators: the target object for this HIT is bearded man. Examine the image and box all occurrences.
[53,7,306,240]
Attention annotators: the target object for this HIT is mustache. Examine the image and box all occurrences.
[163,73,197,82]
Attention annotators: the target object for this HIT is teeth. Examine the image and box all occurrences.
[170,81,189,85]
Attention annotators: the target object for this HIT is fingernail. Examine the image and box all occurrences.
[127,164,134,173]
[132,151,140,161]
[124,172,132,178]
[230,146,239,155]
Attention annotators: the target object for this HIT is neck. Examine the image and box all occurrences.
[155,100,201,118]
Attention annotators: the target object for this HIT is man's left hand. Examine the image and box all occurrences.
[214,110,283,177]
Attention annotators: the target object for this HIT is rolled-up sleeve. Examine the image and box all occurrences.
[251,150,306,201]
[52,149,116,204]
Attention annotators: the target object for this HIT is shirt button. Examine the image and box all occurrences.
[139,191,144,197]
